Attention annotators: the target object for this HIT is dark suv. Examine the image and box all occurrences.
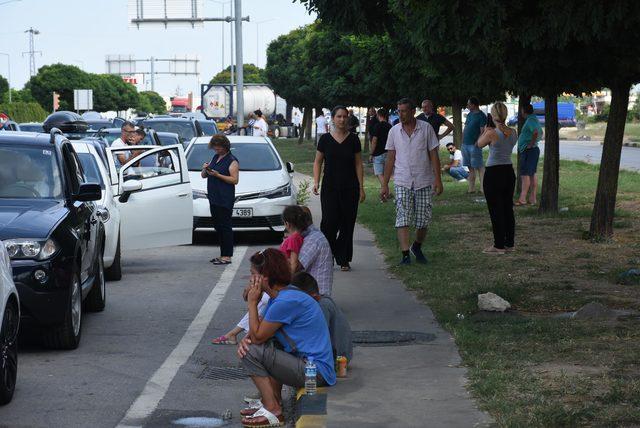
[140,117,203,144]
[0,129,105,349]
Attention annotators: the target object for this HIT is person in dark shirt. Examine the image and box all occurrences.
[366,107,379,141]
[347,109,360,134]
[416,99,454,140]
[313,106,366,272]
[370,108,392,187]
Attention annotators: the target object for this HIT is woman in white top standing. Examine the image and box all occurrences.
[252,109,269,137]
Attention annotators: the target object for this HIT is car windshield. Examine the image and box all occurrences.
[143,121,195,141]
[157,134,180,146]
[76,153,104,188]
[0,146,63,199]
[187,143,281,172]
[199,121,218,135]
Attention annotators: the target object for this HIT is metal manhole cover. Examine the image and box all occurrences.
[198,366,248,381]
[351,330,436,347]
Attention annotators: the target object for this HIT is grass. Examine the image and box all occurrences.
[276,137,640,427]
[560,122,640,142]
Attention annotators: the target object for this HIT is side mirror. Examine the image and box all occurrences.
[74,183,102,202]
[119,180,143,203]
[286,162,294,174]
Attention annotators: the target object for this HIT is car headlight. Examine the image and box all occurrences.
[236,184,292,202]
[4,238,59,260]
[192,189,208,200]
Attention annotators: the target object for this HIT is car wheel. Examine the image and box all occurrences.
[0,299,18,405]
[105,235,122,281]
[86,250,106,312]
[42,271,82,350]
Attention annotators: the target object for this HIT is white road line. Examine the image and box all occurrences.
[117,246,249,428]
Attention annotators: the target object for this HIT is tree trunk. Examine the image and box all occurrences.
[298,106,312,144]
[516,93,532,196]
[589,83,630,240]
[452,99,463,148]
[539,94,559,213]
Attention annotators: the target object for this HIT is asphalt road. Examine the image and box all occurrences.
[0,231,280,428]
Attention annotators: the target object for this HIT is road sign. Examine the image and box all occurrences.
[74,89,93,111]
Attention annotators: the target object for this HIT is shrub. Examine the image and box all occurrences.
[0,102,48,123]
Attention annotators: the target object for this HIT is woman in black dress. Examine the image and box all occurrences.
[312,106,365,271]
[202,134,239,265]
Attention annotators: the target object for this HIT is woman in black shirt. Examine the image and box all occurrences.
[313,106,365,271]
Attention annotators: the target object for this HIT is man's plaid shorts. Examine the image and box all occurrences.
[394,185,433,229]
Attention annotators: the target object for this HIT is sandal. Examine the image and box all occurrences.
[241,406,284,427]
[212,258,232,265]
[240,400,263,416]
[211,335,237,345]
[514,201,527,206]
[340,264,351,272]
[483,246,506,255]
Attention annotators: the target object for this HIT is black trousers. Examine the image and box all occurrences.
[210,204,234,257]
[483,165,516,249]
[320,186,360,266]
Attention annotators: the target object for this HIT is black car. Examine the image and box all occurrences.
[18,123,44,133]
[196,119,219,136]
[156,131,187,148]
[141,117,203,144]
[0,130,106,350]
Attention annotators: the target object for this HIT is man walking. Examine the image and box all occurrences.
[369,108,392,187]
[381,98,443,265]
[416,99,454,140]
[443,142,469,182]
[462,97,487,193]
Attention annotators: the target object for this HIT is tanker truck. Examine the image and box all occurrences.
[200,84,286,121]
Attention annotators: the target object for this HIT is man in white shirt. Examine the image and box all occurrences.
[443,142,469,182]
[110,121,138,166]
[252,109,269,137]
[315,111,328,144]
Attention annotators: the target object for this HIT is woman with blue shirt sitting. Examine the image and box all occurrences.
[238,248,335,427]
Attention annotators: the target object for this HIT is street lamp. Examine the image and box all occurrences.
[255,19,275,68]
[0,52,10,103]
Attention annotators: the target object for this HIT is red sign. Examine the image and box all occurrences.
[122,76,137,85]
[0,112,9,124]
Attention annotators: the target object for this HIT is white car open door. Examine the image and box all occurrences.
[107,145,193,251]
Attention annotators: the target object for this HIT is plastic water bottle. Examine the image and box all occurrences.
[305,358,317,396]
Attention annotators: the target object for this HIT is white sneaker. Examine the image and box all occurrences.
[458,178,468,182]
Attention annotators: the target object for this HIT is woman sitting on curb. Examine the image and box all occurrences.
[238,248,336,427]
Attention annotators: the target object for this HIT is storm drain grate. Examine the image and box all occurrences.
[198,366,249,381]
[352,330,436,347]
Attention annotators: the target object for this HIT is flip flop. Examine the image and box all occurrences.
[241,406,284,427]
[514,201,527,206]
[340,265,351,272]
[212,258,232,265]
[211,335,237,345]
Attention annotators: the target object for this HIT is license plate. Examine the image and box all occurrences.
[233,208,253,218]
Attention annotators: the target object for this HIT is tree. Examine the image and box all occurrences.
[210,64,266,84]
[26,63,92,111]
[90,74,140,112]
[0,75,8,103]
[137,91,167,114]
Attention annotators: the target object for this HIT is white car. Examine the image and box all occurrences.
[186,136,296,233]
[0,240,19,405]
[74,141,194,280]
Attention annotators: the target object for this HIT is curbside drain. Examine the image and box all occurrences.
[197,366,248,381]
[351,330,436,347]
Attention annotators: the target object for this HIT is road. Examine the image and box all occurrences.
[0,231,280,428]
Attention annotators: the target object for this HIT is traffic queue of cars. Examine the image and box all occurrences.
[0,111,297,405]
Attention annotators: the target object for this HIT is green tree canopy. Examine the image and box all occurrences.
[0,75,8,103]
[136,91,167,114]
[90,74,140,112]
[26,63,92,111]
[210,63,266,84]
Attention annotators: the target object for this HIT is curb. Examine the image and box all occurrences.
[598,141,640,148]
[294,387,328,428]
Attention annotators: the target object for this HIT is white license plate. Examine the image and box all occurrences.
[233,208,253,218]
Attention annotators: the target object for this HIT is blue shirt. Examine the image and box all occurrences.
[264,288,336,385]
[462,110,487,145]
[207,152,238,210]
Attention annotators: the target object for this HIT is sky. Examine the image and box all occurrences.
[0,0,316,98]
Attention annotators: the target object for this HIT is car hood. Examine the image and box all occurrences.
[189,169,290,195]
[0,199,67,239]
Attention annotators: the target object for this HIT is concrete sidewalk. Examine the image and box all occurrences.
[296,173,491,427]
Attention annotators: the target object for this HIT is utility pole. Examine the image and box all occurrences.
[23,27,41,77]
[234,0,244,128]
[229,0,234,88]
